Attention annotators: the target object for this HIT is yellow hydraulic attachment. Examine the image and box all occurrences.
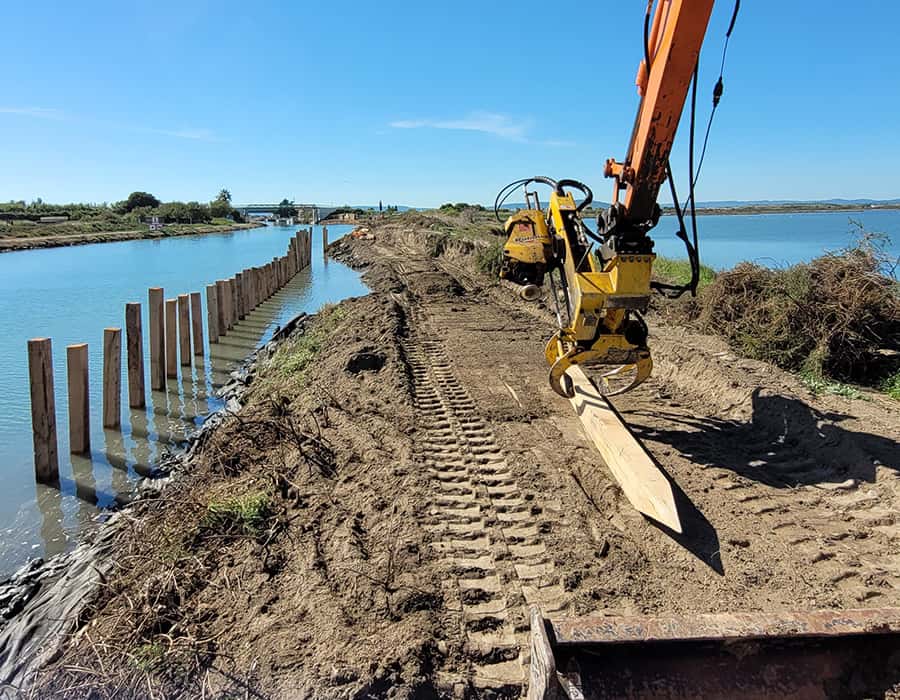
[495,177,654,398]
[494,0,719,399]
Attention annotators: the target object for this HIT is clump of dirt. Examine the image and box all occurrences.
[681,234,899,385]
[31,296,462,699]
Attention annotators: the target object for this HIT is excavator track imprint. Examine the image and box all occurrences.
[403,315,568,697]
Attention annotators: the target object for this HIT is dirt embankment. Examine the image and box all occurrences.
[20,214,900,698]
[0,222,264,253]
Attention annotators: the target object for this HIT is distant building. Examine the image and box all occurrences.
[149,216,164,231]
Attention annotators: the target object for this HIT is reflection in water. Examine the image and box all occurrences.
[70,453,98,519]
[1,225,367,577]
[36,482,67,560]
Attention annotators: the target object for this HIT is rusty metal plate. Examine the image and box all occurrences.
[550,608,900,646]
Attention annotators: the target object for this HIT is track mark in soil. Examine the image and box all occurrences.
[404,320,568,697]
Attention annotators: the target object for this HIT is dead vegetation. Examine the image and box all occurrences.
[681,231,899,389]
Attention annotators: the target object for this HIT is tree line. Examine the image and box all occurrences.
[1,189,245,225]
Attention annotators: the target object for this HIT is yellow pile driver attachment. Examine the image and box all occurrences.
[494,177,654,398]
[499,209,552,301]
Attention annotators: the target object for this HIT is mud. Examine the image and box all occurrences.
[17,215,900,698]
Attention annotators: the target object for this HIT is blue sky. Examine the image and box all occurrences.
[2,1,898,207]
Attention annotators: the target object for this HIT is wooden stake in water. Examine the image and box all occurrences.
[165,299,178,379]
[125,303,145,408]
[148,288,165,390]
[66,343,90,454]
[28,338,59,483]
[215,280,228,336]
[102,328,121,429]
[190,291,204,356]
[177,294,191,366]
[207,284,219,343]
[228,278,238,328]
[236,272,245,320]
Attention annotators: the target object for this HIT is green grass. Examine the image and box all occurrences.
[131,643,166,672]
[881,371,900,400]
[201,492,272,537]
[799,370,863,399]
[270,304,347,384]
[653,256,717,290]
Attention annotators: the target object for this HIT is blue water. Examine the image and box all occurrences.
[651,209,900,270]
[0,225,366,577]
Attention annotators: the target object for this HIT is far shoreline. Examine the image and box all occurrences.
[0,221,269,254]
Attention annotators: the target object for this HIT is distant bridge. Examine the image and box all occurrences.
[233,203,340,224]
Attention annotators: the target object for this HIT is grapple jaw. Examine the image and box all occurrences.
[545,332,652,399]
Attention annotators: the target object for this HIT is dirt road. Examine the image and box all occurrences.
[27,216,900,698]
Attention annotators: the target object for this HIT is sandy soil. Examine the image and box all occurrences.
[27,216,900,698]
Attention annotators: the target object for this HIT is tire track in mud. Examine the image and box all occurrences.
[399,298,567,697]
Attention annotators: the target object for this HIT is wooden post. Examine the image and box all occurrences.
[566,366,682,533]
[165,299,177,379]
[66,343,90,454]
[229,278,238,328]
[125,303,145,408]
[190,292,204,356]
[148,288,165,390]
[102,328,121,429]
[236,272,245,320]
[177,294,191,365]
[206,284,219,343]
[215,280,228,336]
[28,338,59,483]
[323,225,328,257]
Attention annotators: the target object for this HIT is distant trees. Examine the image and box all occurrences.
[275,198,297,218]
[155,201,212,224]
[210,189,232,218]
[120,191,160,212]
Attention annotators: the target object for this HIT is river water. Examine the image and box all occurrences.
[653,208,900,269]
[0,225,366,578]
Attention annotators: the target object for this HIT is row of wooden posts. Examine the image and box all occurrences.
[26,228,318,485]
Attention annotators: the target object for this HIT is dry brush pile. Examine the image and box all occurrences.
[683,233,899,388]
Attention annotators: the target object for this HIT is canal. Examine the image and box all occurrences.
[0,224,367,578]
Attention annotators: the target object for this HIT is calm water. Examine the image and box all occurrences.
[0,225,366,578]
[652,209,900,270]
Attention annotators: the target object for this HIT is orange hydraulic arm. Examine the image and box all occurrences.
[601,0,714,246]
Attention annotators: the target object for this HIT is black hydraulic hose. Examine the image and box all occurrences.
[557,179,593,211]
[687,63,700,295]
